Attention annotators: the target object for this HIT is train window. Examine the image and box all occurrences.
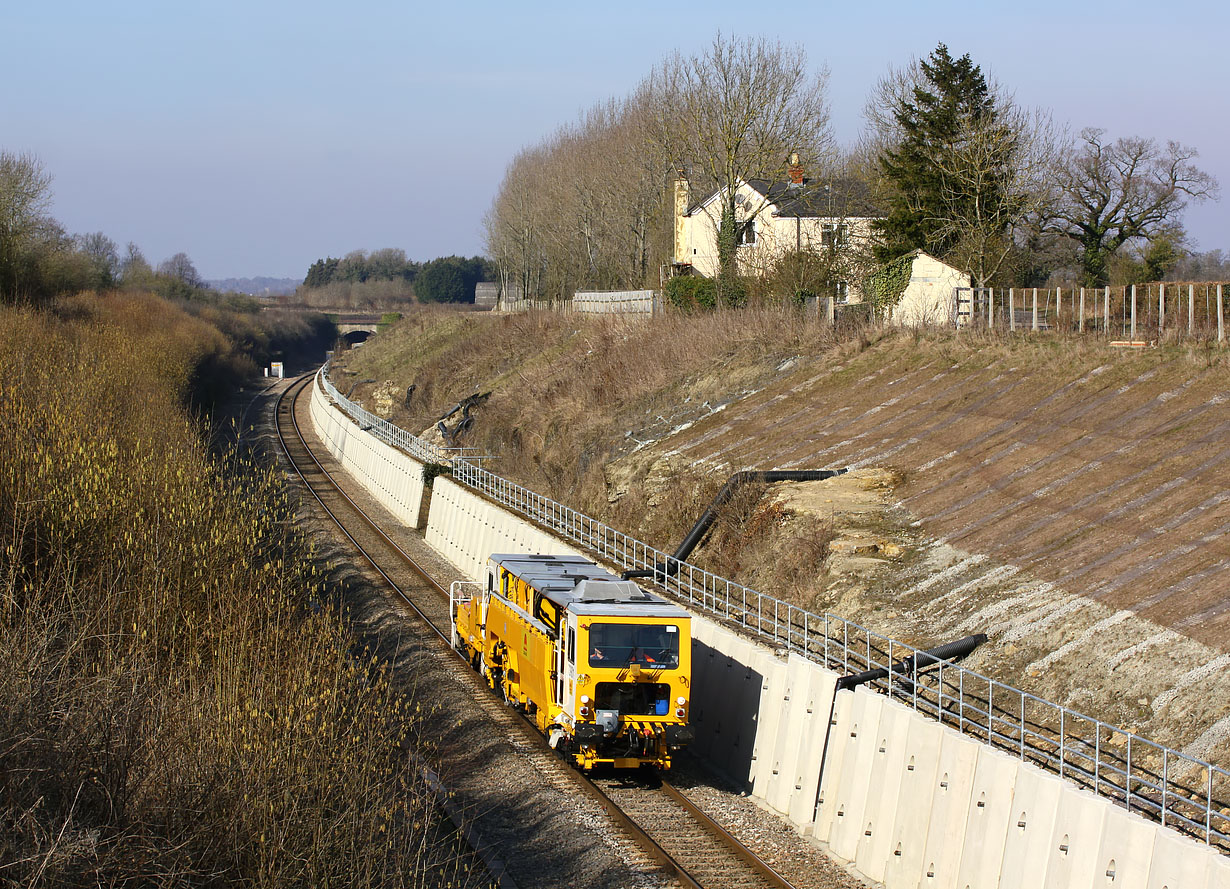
[567,626,575,663]
[588,624,679,669]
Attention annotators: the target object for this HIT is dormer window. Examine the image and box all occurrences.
[739,223,756,245]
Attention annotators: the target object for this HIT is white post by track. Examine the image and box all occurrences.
[1218,284,1224,343]
[1131,285,1137,340]
[1189,284,1195,337]
[1009,289,1015,332]
[1079,287,1085,332]
[1159,284,1166,333]
[1104,287,1111,335]
[1032,288,1038,331]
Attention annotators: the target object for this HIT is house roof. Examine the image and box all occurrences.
[747,177,881,218]
[688,176,881,219]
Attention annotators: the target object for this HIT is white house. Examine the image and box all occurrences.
[885,250,971,326]
[673,163,880,298]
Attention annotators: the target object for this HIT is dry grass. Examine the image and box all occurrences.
[0,300,489,887]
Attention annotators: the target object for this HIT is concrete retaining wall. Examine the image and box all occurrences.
[312,386,1230,888]
[309,378,427,528]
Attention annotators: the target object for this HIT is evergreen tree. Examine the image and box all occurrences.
[415,255,493,304]
[872,44,1003,264]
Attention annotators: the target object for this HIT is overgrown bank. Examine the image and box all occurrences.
[335,308,1230,765]
[0,295,487,887]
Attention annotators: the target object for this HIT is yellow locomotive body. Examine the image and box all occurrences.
[452,554,693,769]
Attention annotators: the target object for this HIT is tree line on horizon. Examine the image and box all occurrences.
[298,249,494,306]
[0,151,274,309]
[484,35,1222,308]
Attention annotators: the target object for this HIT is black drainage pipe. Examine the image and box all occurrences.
[621,468,847,582]
[834,633,988,692]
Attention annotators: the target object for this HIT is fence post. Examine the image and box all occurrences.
[1032,288,1039,331]
[1189,284,1194,337]
[1219,284,1225,343]
[988,288,994,329]
[1159,283,1165,334]
[1131,285,1137,340]
[1079,287,1085,332]
[1057,287,1062,328]
[1009,288,1015,331]
[1105,287,1110,335]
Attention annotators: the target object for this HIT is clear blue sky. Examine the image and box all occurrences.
[4,0,1225,280]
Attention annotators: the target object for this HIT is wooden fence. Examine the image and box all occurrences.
[956,283,1227,342]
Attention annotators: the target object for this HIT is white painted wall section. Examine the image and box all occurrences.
[309,378,426,528]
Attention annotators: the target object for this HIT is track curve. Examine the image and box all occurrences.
[273,372,806,889]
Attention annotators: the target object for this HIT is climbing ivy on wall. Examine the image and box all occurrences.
[865,252,915,315]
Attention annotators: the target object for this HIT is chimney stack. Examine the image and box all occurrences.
[673,171,690,265]
[788,152,804,188]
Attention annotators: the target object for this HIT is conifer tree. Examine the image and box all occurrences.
[871,44,1004,264]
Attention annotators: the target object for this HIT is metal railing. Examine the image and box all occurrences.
[318,364,1230,850]
[319,364,478,465]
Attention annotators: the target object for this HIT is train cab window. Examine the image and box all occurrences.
[589,624,679,669]
[567,626,575,663]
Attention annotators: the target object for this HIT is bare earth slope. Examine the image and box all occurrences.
[337,314,1229,765]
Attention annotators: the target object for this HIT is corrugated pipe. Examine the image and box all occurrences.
[834,633,988,692]
[621,468,847,582]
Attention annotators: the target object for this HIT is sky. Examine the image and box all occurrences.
[4,0,1226,281]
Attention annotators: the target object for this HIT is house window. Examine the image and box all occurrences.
[821,223,849,248]
[739,223,756,245]
[835,281,849,303]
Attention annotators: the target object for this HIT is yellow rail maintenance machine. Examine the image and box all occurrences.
[451,553,694,769]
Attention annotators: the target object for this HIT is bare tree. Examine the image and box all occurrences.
[0,151,55,301]
[652,34,832,297]
[928,104,1063,287]
[1047,128,1219,286]
[76,231,121,287]
[157,252,202,287]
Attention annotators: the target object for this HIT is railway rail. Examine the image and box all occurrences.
[273,373,804,889]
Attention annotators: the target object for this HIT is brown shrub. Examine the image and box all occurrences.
[0,304,488,887]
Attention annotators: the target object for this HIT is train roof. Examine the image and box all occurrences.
[489,553,690,618]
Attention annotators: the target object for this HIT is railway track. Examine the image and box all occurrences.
[273,373,803,889]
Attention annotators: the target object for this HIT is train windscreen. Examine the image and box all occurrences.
[588,623,680,669]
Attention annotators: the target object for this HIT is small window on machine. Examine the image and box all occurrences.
[568,626,575,663]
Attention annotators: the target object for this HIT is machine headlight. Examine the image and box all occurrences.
[580,695,590,704]
[676,696,686,705]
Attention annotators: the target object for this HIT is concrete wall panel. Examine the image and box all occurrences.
[813,690,856,845]
[309,382,426,528]
[749,649,788,798]
[1096,803,1157,889]
[917,729,979,889]
[1041,788,1106,889]
[765,654,826,817]
[998,762,1064,889]
[954,744,1019,889]
[855,696,913,883]
[787,658,839,832]
[830,690,886,862]
[1145,830,1208,889]
[1210,854,1230,889]
[882,716,943,889]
